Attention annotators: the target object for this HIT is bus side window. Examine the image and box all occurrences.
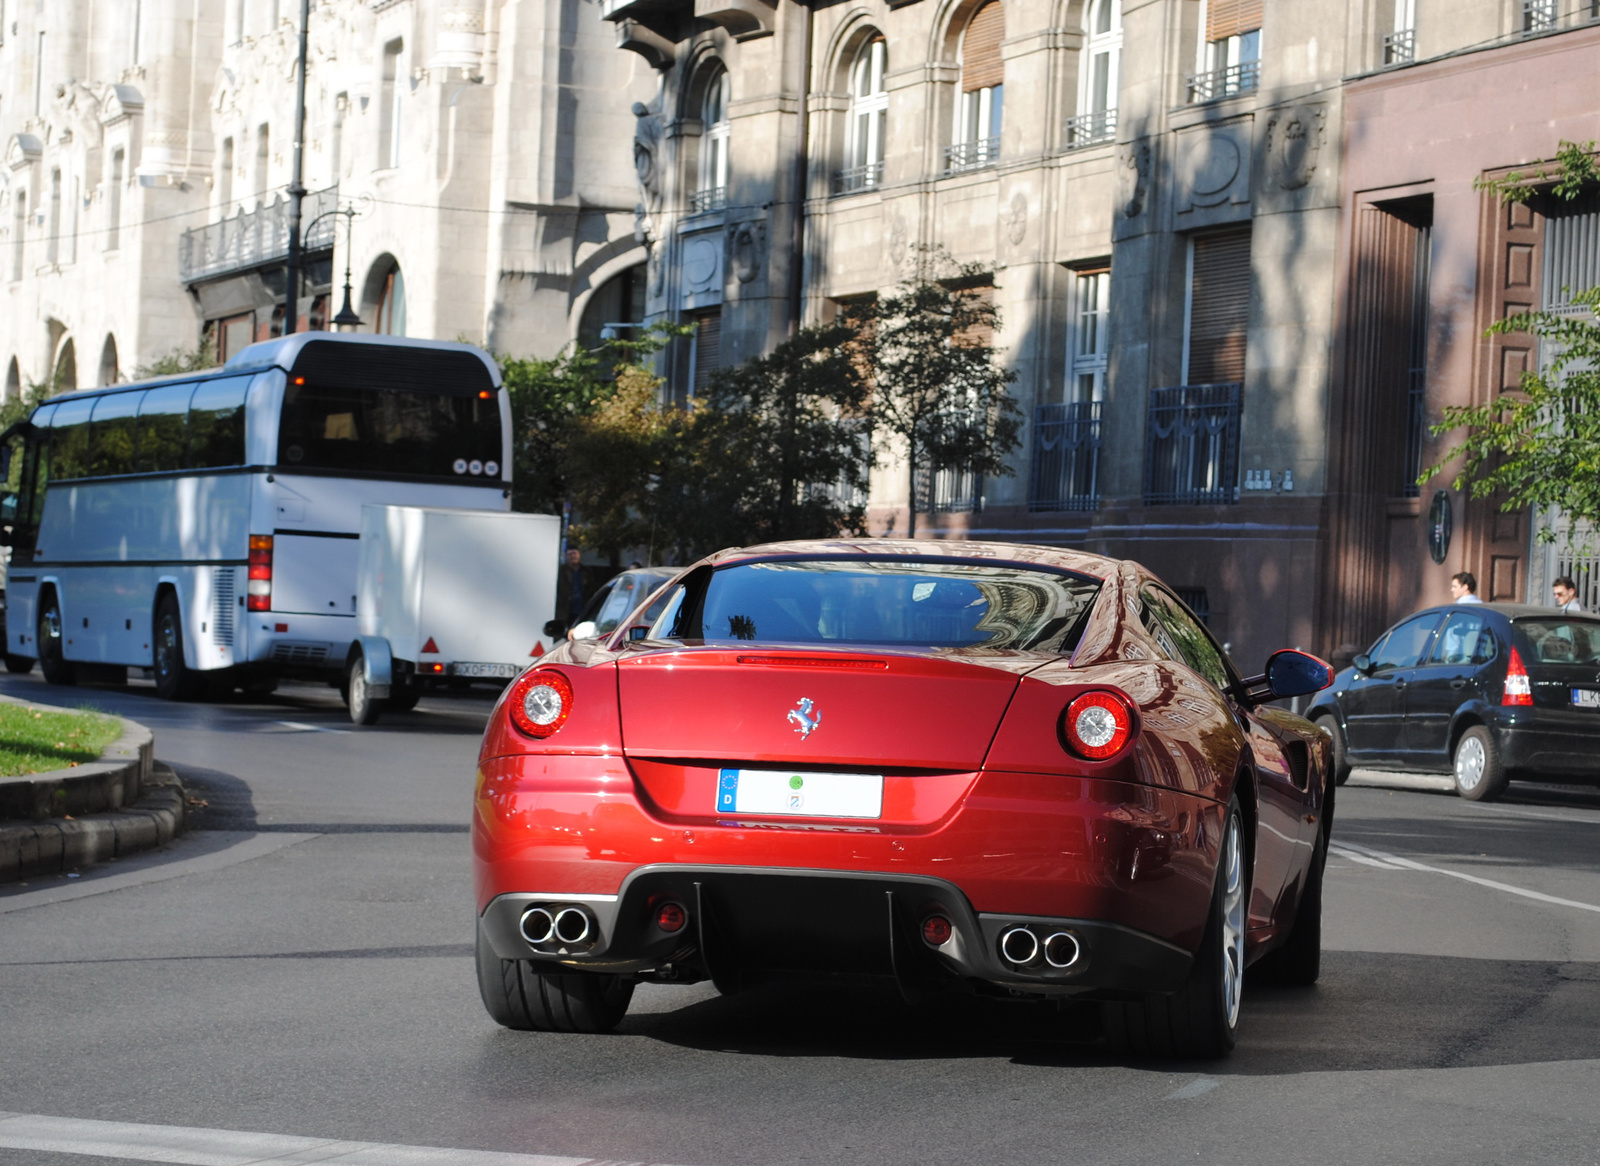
[49,397,96,482]
[137,384,196,473]
[189,378,248,469]
[88,391,144,477]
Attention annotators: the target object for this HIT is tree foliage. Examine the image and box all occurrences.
[132,336,219,380]
[845,249,1022,536]
[1428,141,1600,545]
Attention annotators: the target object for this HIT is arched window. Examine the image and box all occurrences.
[949,2,1003,174]
[98,335,119,386]
[54,337,77,393]
[1068,0,1120,147]
[839,36,887,194]
[4,358,21,402]
[694,67,730,212]
[364,256,407,336]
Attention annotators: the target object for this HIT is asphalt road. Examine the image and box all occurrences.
[3,668,1600,1166]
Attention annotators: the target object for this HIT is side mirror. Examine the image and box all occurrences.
[543,618,568,640]
[567,620,597,642]
[1265,649,1334,699]
[1351,653,1373,675]
[626,624,650,641]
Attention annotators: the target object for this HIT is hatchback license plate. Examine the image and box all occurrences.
[717,769,883,819]
[453,661,519,679]
[1571,688,1600,709]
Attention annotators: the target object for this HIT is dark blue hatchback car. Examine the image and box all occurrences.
[1307,604,1600,800]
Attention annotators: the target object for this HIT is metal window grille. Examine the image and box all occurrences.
[918,462,983,514]
[1143,383,1242,505]
[1521,0,1557,32]
[944,137,999,174]
[1382,27,1415,64]
[689,186,727,213]
[1028,402,1101,511]
[1186,60,1260,103]
[178,185,339,284]
[833,162,884,195]
[1064,108,1117,149]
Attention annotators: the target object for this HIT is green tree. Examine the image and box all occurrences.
[1425,141,1600,546]
[132,336,219,380]
[686,322,871,551]
[845,249,1022,537]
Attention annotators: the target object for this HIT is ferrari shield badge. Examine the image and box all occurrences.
[786,697,821,739]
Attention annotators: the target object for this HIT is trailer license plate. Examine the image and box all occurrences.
[1572,689,1600,709]
[716,769,883,819]
[454,662,519,679]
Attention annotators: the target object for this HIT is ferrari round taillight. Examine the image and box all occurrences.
[1062,690,1135,760]
[508,670,574,738]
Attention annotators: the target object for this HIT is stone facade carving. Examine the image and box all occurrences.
[1265,104,1327,191]
[1119,140,1151,219]
[731,219,764,283]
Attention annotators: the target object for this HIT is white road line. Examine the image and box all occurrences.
[0,1112,682,1166]
[1333,839,1600,915]
[1164,1078,1218,1100]
[1327,845,1409,870]
[269,721,350,735]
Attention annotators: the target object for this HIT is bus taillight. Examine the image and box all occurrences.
[248,535,274,611]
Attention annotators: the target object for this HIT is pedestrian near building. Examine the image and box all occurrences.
[557,548,588,625]
[1553,576,1585,613]
[1450,572,1483,604]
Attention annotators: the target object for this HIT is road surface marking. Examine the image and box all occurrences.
[1333,839,1600,915]
[0,1111,684,1166]
[269,720,350,735]
[1165,1078,1218,1100]
[1328,844,1409,870]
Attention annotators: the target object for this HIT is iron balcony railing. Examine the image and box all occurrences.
[944,137,999,175]
[178,185,338,284]
[1186,60,1260,103]
[1064,108,1117,150]
[689,186,727,213]
[834,161,885,195]
[920,463,983,513]
[1028,401,1101,511]
[1143,383,1242,506]
[1383,27,1416,64]
[1521,0,1558,32]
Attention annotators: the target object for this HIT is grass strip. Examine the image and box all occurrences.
[0,703,122,778]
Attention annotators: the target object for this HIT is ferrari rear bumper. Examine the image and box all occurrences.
[477,865,1195,998]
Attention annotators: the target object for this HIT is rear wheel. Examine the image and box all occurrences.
[475,923,633,1033]
[345,651,382,726]
[1315,715,1351,787]
[4,654,36,674]
[1251,824,1325,987]
[1104,799,1245,1059]
[37,595,76,686]
[152,593,205,701]
[1453,725,1508,801]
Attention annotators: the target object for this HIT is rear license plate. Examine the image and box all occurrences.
[1571,688,1600,709]
[453,662,519,680]
[716,768,883,819]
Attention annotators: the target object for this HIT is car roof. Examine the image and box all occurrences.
[1390,602,1600,624]
[702,538,1116,579]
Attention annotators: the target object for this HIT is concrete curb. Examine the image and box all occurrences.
[0,696,183,883]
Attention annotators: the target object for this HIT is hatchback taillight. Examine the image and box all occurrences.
[248,535,273,612]
[508,670,574,738]
[1502,646,1533,706]
[1062,689,1137,760]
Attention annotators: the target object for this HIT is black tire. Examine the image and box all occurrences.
[345,651,382,726]
[1453,725,1508,801]
[37,594,76,686]
[387,686,421,712]
[4,654,35,674]
[1251,824,1325,987]
[152,593,205,701]
[1315,715,1351,787]
[475,922,634,1033]
[1104,798,1245,1059]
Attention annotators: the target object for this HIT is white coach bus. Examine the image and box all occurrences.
[0,333,510,700]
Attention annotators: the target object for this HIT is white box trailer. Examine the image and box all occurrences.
[345,504,561,724]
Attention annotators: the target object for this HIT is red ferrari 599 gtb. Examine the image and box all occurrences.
[473,540,1334,1058]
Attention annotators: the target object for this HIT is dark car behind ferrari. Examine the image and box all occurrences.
[1307,603,1600,799]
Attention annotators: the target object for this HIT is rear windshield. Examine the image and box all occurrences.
[1516,618,1600,664]
[278,383,503,479]
[665,558,1101,652]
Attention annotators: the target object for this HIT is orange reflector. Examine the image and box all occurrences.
[293,376,306,385]
[478,390,494,399]
[421,637,439,654]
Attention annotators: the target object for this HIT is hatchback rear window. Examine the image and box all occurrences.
[1516,618,1600,664]
[669,558,1102,652]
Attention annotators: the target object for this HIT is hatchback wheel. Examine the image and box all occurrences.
[1453,725,1508,802]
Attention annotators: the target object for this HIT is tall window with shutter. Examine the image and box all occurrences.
[1190,0,1261,101]
[948,2,1003,173]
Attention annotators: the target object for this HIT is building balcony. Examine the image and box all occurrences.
[943,138,999,175]
[1063,109,1116,150]
[833,161,884,195]
[689,186,728,213]
[1143,383,1242,506]
[1382,27,1416,64]
[1186,61,1260,104]
[1028,401,1101,511]
[179,186,339,285]
[1521,0,1558,33]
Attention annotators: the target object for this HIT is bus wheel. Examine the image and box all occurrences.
[345,651,383,726]
[37,595,77,686]
[153,594,205,701]
[4,654,36,674]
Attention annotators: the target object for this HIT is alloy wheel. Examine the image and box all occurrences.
[1455,735,1486,792]
[1220,812,1246,1029]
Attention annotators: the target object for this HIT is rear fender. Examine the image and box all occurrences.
[479,661,622,763]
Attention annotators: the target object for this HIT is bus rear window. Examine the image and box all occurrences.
[277,384,503,479]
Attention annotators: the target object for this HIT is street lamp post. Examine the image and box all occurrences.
[282,0,312,335]
[303,202,365,332]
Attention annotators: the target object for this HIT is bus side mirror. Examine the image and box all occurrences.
[0,490,14,526]
[543,618,568,640]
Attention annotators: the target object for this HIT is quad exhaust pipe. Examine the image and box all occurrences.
[999,926,1081,970]
[999,926,1039,966]
[519,904,595,948]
